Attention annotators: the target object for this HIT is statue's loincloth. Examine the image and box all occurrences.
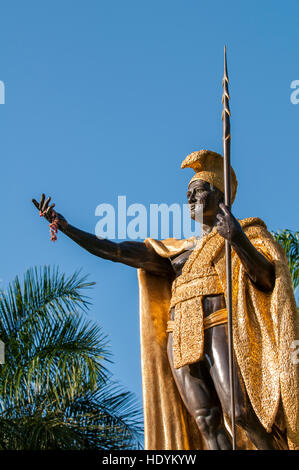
[167,262,227,368]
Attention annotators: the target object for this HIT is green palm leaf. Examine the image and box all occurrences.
[272,229,299,294]
[0,266,143,449]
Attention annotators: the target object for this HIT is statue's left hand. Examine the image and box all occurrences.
[216,202,243,244]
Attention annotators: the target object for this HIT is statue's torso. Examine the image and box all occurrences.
[169,249,226,321]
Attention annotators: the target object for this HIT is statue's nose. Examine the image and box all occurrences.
[189,190,196,203]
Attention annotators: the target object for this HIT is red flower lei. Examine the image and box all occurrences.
[39,209,59,242]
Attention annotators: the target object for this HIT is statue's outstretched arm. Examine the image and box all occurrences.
[32,194,173,277]
[61,224,173,276]
[216,203,275,291]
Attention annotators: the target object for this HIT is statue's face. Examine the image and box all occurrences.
[187,179,223,221]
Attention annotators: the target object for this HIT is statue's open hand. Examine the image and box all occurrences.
[32,194,68,229]
[216,202,243,244]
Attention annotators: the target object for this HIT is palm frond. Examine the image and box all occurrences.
[0,266,143,449]
[272,229,299,293]
[0,266,95,340]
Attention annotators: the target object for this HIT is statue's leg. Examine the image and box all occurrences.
[204,324,283,450]
[167,333,232,450]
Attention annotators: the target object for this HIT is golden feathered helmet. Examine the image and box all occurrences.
[181,149,238,203]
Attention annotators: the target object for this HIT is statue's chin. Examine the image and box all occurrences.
[190,207,203,222]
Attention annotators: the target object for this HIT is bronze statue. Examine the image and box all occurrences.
[32,149,298,450]
[32,51,298,451]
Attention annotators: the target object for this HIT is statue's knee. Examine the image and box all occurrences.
[194,407,221,435]
[222,394,249,428]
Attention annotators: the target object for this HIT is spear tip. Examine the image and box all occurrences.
[223,46,229,83]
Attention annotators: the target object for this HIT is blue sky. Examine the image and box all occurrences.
[0,1,298,412]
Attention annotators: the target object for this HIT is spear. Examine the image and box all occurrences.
[221,45,237,450]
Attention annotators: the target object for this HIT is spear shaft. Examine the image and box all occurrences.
[222,46,237,450]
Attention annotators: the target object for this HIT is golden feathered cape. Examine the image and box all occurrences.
[137,218,299,450]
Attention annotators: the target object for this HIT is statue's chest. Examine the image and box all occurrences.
[170,250,193,277]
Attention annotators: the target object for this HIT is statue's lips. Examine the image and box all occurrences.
[189,201,206,211]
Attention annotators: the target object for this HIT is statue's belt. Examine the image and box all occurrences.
[167,265,227,334]
[166,307,228,333]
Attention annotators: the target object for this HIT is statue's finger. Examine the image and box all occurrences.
[39,193,45,210]
[42,196,51,212]
[219,202,230,214]
[32,198,40,210]
[47,203,55,214]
